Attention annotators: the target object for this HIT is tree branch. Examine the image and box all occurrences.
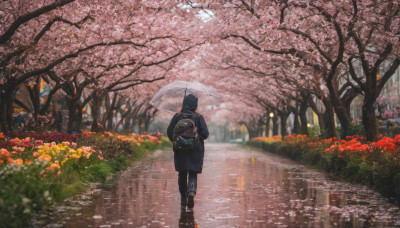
[0,0,75,44]
[228,34,296,54]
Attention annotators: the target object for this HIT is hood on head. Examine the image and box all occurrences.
[181,94,198,112]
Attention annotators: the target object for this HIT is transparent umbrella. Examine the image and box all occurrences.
[150,81,221,114]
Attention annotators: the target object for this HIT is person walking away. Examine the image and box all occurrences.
[167,94,209,209]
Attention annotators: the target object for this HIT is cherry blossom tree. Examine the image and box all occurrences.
[188,0,399,141]
[0,0,207,133]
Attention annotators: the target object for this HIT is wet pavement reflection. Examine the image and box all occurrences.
[37,144,400,227]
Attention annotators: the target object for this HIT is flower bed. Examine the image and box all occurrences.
[0,131,171,227]
[247,135,400,205]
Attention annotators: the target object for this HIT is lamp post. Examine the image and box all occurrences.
[268,112,275,136]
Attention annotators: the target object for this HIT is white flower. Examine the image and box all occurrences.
[23,208,31,214]
[22,197,30,205]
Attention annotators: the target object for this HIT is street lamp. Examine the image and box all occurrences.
[269,112,274,118]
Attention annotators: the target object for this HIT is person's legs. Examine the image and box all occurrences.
[178,171,188,206]
[187,171,198,208]
[187,171,197,194]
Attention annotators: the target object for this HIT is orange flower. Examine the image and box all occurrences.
[50,163,60,170]
[0,132,4,139]
[39,154,52,162]
[14,159,23,165]
[0,148,10,157]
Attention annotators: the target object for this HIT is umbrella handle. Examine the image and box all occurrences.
[185,85,187,97]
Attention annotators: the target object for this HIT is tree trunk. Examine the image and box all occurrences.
[91,96,101,132]
[299,99,308,135]
[321,99,337,138]
[144,116,151,133]
[0,80,17,133]
[279,112,289,139]
[67,100,76,134]
[335,106,352,139]
[106,94,118,131]
[40,85,61,115]
[138,118,143,133]
[293,111,300,135]
[308,97,325,134]
[125,116,132,133]
[6,93,14,131]
[74,106,83,133]
[265,116,270,137]
[272,115,279,136]
[34,78,41,119]
[362,95,378,141]
[106,110,114,131]
[0,96,9,133]
[327,89,352,138]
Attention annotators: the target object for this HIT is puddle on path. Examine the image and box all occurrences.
[34,144,400,227]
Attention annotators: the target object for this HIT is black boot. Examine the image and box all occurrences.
[181,194,187,206]
[187,191,195,209]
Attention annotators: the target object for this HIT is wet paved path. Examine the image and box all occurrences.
[40,143,400,227]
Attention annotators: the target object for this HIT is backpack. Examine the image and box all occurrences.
[173,112,199,152]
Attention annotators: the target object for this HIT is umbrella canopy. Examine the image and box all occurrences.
[150,81,220,114]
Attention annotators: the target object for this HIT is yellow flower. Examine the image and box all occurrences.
[71,154,80,159]
[61,158,69,165]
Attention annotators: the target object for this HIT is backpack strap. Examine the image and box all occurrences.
[175,112,184,123]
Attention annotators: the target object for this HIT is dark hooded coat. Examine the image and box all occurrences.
[167,94,209,173]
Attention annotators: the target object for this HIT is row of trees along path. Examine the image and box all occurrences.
[1,1,399,141]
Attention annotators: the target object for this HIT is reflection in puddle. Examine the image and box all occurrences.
[179,208,197,228]
[36,144,400,228]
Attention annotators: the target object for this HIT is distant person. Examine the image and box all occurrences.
[167,94,209,209]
